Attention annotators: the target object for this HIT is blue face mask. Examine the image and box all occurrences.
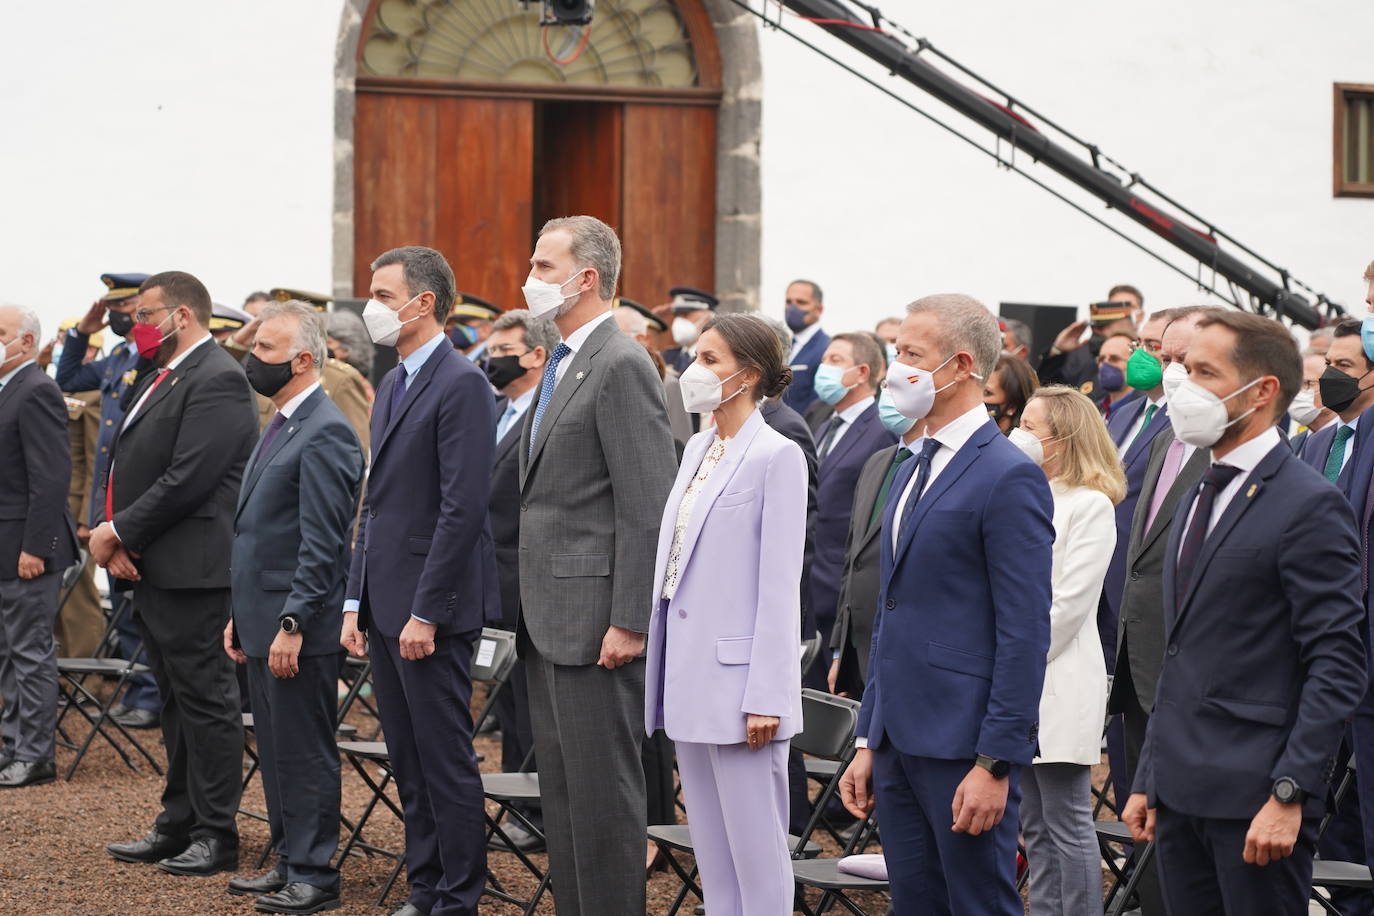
[1362,316,1374,364]
[1098,361,1125,393]
[877,388,915,436]
[814,364,855,406]
[785,305,810,333]
[450,324,478,348]
[885,343,898,364]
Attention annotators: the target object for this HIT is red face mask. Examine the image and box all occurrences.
[131,312,177,358]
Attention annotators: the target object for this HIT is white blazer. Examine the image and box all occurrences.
[1034,481,1114,765]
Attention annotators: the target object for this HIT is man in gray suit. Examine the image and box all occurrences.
[1107,308,1209,916]
[518,215,677,915]
[224,300,364,914]
[828,412,923,698]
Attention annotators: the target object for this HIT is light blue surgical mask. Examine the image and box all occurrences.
[1362,314,1374,363]
[877,388,915,436]
[885,343,898,364]
[814,364,856,406]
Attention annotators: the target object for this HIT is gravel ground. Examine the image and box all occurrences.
[0,681,890,915]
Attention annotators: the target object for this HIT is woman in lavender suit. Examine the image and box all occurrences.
[645,313,807,916]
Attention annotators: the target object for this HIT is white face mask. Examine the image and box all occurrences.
[1168,377,1262,448]
[363,294,423,348]
[1288,387,1322,428]
[671,316,701,348]
[884,353,960,420]
[679,362,747,414]
[521,269,586,320]
[1161,360,1188,401]
[1008,426,1056,467]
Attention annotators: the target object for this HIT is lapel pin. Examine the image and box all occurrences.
[576,371,585,380]
[1246,483,1257,498]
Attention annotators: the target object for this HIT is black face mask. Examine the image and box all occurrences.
[106,309,135,338]
[244,352,296,398]
[1319,365,1370,414]
[485,354,529,390]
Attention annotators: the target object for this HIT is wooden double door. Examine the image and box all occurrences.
[354,93,718,309]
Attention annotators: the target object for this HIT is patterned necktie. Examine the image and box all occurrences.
[1324,425,1356,484]
[388,363,409,427]
[897,438,943,539]
[529,343,573,459]
[1144,437,1187,533]
[869,447,913,529]
[1175,463,1243,607]
[1129,402,1159,450]
[252,413,288,474]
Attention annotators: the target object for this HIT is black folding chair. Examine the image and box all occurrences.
[336,656,382,738]
[1097,819,1155,916]
[54,654,162,780]
[1311,755,1372,914]
[335,740,407,905]
[651,689,857,916]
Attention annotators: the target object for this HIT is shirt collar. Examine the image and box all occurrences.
[834,396,871,425]
[790,322,822,357]
[930,402,995,455]
[277,381,321,419]
[508,386,537,415]
[561,309,615,354]
[164,332,213,372]
[0,359,35,388]
[400,330,448,378]
[1339,415,1360,433]
[1212,426,1282,473]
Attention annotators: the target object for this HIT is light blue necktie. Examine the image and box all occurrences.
[528,343,572,459]
[496,403,518,442]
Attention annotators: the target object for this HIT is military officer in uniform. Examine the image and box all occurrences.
[447,293,502,363]
[55,273,161,728]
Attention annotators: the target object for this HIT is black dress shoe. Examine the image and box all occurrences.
[110,705,160,729]
[108,831,190,863]
[390,904,430,916]
[0,760,56,789]
[488,820,546,853]
[228,869,288,896]
[255,882,341,914]
[158,837,239,876]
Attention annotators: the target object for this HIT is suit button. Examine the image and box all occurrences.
[520,504,527,512]
[1129,570,1140,581]
[1167,644,1178,656]
[678,609,687,619]
[853,560,862,571]
[886,599,895,610]
[369,509,377,518]
[105,419,113,426]
[100,446,107,453]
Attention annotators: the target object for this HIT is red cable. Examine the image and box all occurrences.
[543,22,593,66]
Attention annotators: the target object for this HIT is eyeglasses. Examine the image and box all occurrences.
[486,345,530,358]
[134,305,176,323]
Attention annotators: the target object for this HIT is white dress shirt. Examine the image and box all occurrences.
[789,323,823,364]
[398,330,449,388]
[497,387,536,441]
[1118,393,1165,458]
[274,381,321,419]
[0,358,35,387]
[891,402,991,553]
[818,398,871,458]
[1182,426,1282,541]
[555,310,615,386]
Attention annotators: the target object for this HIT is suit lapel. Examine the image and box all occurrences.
[524,319,616,481]
[1121,403,1169,469]
[121,339,216,435]
[373,341,448,462]
[0,363,35,411]
[856,444,899,548]
[822,404,877,472]
[1109,397,1145,447]
[1139,445,1208,554]
[674,411,767,576]
[236,388,322,517]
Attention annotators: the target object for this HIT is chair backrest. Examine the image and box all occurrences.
[472,627,518,685]
[792,688,859,760]
[799,632,823,674]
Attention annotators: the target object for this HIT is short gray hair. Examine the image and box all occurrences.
[258,300,327,369]
[371,246,457,324]
[540,215,621,300]
[999,316,1031,351]
[326,309,373,378]
[757,315,793,357]
[0,304,41,344]
[613,306,647,336]
[906,294,1001,379]
[492,308,560,355]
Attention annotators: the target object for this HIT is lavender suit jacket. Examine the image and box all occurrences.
[645,408,807,746]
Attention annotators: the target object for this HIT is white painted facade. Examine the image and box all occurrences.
[3,0,1370,348]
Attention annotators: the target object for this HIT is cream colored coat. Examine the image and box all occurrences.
[1034,480,1114,765]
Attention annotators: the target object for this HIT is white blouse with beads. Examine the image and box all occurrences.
[660,436,730,600]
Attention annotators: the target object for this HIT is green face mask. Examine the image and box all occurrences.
[1126,347,1163,391]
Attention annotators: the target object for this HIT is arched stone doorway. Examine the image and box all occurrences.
[333,0,761,312]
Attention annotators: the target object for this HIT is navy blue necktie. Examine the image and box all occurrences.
[252,413,287,474]
[1175,463,1242,607]
[529,343,572,459]
[388,363,409,426]
[897,438,942,539]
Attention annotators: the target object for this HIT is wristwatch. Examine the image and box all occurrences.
[280,615,302,635]
[1271,776,1305,805]
[975,754,1011,779]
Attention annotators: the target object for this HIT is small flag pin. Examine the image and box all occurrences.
[576,371,585,380]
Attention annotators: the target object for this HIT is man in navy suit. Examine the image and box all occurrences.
[841,294,1054,914]
[1123,310,1366,913]
[809,333,895,662]
[781,279,830,414]
[1300,318,1374,488]
[341,246,501,916]
[224,300,364,913]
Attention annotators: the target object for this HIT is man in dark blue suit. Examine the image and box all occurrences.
[781,279,830,414]
[1123,310,1367,913]
[841,294,1054,914]
[55,272,161,728]
[224,301,364,914]
[1300,318,1374,488]
[809,333,895,663]
[341,246,501,916]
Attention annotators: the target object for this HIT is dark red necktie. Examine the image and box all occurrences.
[105,368,170,522]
